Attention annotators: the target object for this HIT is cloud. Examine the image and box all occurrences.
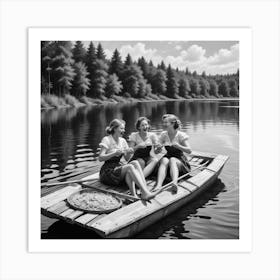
[208,43,239,65]
[105,42,162,64]
[175,45,182,51]
[105,42,239,75]
[164,43,239,74]
[181,44,206,62]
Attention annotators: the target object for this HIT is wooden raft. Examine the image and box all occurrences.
[41,152,229,238]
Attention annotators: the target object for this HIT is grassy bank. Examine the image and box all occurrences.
[41,93,239,110]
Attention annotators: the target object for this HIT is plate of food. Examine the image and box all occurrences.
[67,188,122,214]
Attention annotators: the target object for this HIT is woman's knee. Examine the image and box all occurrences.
[131,159,144,169]
[169,157,177,166]
[124,163,135,173]
[160,157,169,166]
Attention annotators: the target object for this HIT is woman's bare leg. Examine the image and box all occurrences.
[153,157,169,190]
[143,158,158,178]
[169,157,181,185]
[125,172,136,197]
[121,164,154,200]
[130,160,146,185]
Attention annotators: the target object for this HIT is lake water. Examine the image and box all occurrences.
[41,99,239,239]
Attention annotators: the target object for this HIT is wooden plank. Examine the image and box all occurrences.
[60,208,74,217]
[179,181,198,192]
[206,155,229,172]
[154,186,190,205]
[41,185,82,209]
[191,150,217,159]
[187,170,215,187]
[75,213,99,225]
[90,161,218,236]
[87,214,107,227]
[47,200,67,212]
[47,200,69,215]
[80,172,100,181]
[90,187,191,235]
[66,210,84,220]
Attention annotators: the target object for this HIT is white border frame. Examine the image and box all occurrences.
[28,27,252,253]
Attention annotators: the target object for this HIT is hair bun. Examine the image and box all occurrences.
[105,126,112,135]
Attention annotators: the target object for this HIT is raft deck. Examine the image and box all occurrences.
[41,151,229,238]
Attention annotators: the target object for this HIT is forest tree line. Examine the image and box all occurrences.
[41,41,239,108]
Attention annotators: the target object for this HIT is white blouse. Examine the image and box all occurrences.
[99,135,129,154]
[128,132,158,146]
[159,130,189,146]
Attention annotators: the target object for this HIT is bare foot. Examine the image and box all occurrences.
[152,182,178,196]
[151,183,162,191]
[140,192,156,201]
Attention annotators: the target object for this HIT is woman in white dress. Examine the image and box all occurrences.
[98,119,156,200]
[128,117,160,178]
[153,114,192,190]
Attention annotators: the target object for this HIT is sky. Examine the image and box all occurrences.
[82,41,239,75]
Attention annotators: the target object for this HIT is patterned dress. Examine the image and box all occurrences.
[158,130,191,173]
[128,132,158,165]
[99,135,129,186]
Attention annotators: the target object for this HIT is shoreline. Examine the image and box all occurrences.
[41,96,239,111]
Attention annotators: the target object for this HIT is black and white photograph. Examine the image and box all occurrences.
[40,39,239,239]
[1,0,280,279]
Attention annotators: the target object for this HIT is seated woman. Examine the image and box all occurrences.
[153,114,192,190]
[98,119,156,200]
[128,117,160,178]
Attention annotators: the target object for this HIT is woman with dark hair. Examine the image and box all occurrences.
[128,117,160,178]
[153,114,192,190]
[98,119,156,200]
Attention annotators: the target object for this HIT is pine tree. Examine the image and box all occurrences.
[185,67,189,75]
[96,43,106,60]
[105,74,123,98]
[199,79,210,97]
[109,49,123,76]
[159,61,166,71]
[166,64,179,98]
[228,79,238,97]
[122,64,145,97]
[189,78,200,97]
[124,54,133,66]
[202,71,206,78]
[72,41,87,63]
[85,42,97,75]
[209,80,219,97]
[52,44,76,95]
[137,57,149,79]
[218,80,230,97]
[85,42,97,97]
[71,62,90,97]
[178,78,190,98]
[90,59,108,99]
[148,60,154,67]
[151,69,167,96]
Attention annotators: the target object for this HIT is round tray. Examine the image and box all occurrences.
[67,188,122,214]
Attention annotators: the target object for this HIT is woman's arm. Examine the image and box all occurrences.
[123,148,134,161]
[172,140,192,154]
[129,140,146,151]
[98,147,122,162]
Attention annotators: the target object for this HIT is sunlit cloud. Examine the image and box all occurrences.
[104,42,239,75]
[175,45,182,51]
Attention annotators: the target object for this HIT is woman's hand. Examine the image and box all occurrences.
[172,143,182,150]
[114,149,124,157]
[136,142,146,149]
[124,147,134,155]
